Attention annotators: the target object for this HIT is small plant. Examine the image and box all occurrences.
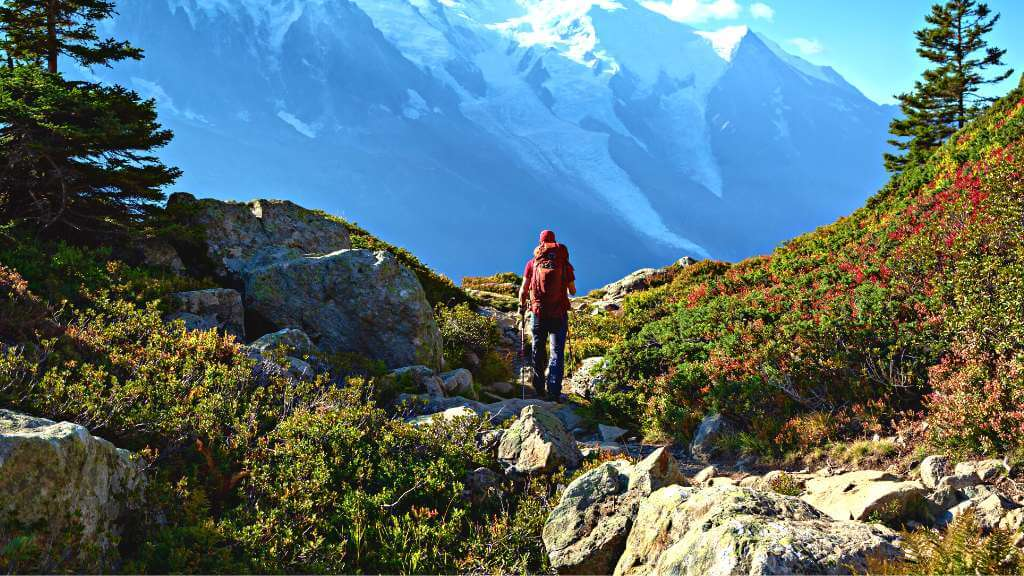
[868,510,1024,575]
[766,472,803,497]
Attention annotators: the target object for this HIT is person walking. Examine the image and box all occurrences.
[519,230,576,403]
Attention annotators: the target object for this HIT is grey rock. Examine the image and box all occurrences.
[138,238,184,273]
[170,194,352,277]
[937,472,983,491]
[389,366,446,397]
[955,459,1008,483]
[0,410,144,568]
[692,465,717,486]
[484,380,515,396]
[628,447,687,495]
[920,455,951,490]
[802,470,927,522]
[543,461,640,575]
[406,405,479,427]
[166,288,245,339]
[689,413,735,462]
[566,357,606,399]
[244,249,443,370]
[599,424,628,443]
[441,368,474,396]
[498,405,582,474]
[614,486,902,576]
[250,328,318,357]
[579,441,629,458]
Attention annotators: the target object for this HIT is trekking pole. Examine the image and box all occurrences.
[519,308,527,400]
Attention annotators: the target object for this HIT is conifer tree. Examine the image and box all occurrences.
[885,0,1013,173]
[0,0,140,73]
[0,0,177,237]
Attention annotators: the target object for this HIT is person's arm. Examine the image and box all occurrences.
[566,259,577,296]
[519,261,532,312]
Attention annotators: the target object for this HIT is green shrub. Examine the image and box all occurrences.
[436,303,513,386]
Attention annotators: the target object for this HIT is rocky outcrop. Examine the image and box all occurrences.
[244,249,442,369]
[544,448,689,575]
[544,461,642,575]
[801,470,927,522]
[0,410,143,567]
[172,194,443,370]
[166,288,245,339]
[567,357,606,399]
[614,486,902,576]
[168,193,351,277]
[587,257,695,313]
[499,405,582,474]
[689,413,735,462]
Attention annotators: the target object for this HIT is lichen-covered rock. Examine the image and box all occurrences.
[955,459,1009,483]
[689,413,735,462]
[544,461,640,575]
[615,486,902,576]
[244,249,442,370]
[406,406,479,427]
[566,357,606,399]
[692,465,717,486]
[138,238,184,273]
[802,470,927,522]
[440,368,474,396]
[166,288,245,339]
[499,405,582,474]
[919,455,951,489]
[169,194,351,277]
[389,366,445,397]
[628,447,687,495]
[250,328,318,357]
[0,410,143,567]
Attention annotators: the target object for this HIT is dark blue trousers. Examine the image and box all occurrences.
[531,314,568,398]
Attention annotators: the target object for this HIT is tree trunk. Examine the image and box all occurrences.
[46,0,57,73]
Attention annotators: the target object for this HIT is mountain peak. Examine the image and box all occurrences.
[695,25,749,62]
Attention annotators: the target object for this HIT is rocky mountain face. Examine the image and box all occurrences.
[91,0,895,288]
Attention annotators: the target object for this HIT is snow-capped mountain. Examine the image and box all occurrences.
[95,0,896,287]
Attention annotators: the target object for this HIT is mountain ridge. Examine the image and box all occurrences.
[93,0,896,289]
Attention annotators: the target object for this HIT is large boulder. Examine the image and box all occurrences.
[169,194,351,277]
[165,288,245,339]
[499,405,582,474]
[244,249,442,370]
[543,449,689,575]
[0,410,143,567]
[615,486,902,576]
[802,470,928,522]
[689,413,735,462]
[544,461,641,575]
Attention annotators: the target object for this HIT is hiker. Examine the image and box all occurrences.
[519,229,576,403]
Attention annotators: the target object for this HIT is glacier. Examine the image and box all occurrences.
[93,0,896,288]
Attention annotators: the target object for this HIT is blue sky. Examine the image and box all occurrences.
[644,0,1023,104]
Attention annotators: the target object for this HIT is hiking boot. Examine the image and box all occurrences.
[546,393,566,404]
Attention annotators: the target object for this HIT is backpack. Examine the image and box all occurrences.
[530,242,569,318]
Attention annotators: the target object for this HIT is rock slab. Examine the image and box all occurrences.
[244,249,442,370]
[0,410,142,566]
